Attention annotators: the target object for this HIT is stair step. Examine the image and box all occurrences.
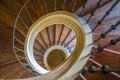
[0,0,25,15]
[83,0,114,21]
[33,46,44,57]
[55,24,63,43]
[0,2,15,16]
[20,8,33,27]
[35,0,46,16]
[0,50,17,66]
[0,39,12,50]
[92,47,120,68]
[64,30,76,45]
[36,32,48,50]
[26,0,39,22]
[19,69,35,78]
[75,0,112,16]
[47,25,55,45]
[0,24,13,49]
[0,8,15,26]
[40,28,51,48]
[0,62,23,78]
[92,16,120,33]
[85,71,120,80]
[4,67,24,79]
[68,38,76,48]
[45,0,54,12]
[34,40,45,53]
[83,0,119,29]
[34,55,42,61]
[93,33,120,52]
[60,25,71,43]
[16,19,28,36]
[6,68,26,79]
[85,60,120,80]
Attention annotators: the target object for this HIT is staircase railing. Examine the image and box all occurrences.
[12,0,120,79]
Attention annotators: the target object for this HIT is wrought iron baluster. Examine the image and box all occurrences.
[71,0,77,13]
[93,20,120,43]
[54,0,56,11]
[79,0,88,17]
[87,0,102,23]
[92,0,120,32]
[63,0,67,10]
[44,0,48,13]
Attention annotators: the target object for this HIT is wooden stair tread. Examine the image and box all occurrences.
[0,50,17,67]
[83,0,120,29]
[83,0,115,21]
[60,25,71,43]
[35,0,46,16]
[93,48,120,68]
[33,48,43,57]
[34,40,45,53]
[47,25,55,44]
[90,16,120,32]
[0,62,23,79]
[19,70,35,78]
[0,2,15,17]
[6,68,27,79]
[40,28,51,47]
[0,39,13,50]
[84,60,120,80]
[93,33,120,52]
[26,0,39,22]
[55,24,63,42]
[75,0,112,16]
[0,0,26,15]
[6,68,35,79]
[0,25,13,39]
[64,30,76,45]
[36,33,47,50]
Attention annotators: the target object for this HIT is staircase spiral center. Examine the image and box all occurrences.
[47,49,66,69]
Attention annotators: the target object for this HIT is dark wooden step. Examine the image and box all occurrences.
[91,16,120,33]
[0,39,13,50]
[47,25,56,45]
[40,28,51,48]
[0,25,13,40]
[93,33,120,52]
[0,0,26,15]
[6,68,26,79]
[92,47,120,68]
[75,0,112,16]
[84,60,120,80]
[19,69,35,79]
[0,62,23,79]
[83,0,120,29]
[0,50,17,67]
[0,7,15,26]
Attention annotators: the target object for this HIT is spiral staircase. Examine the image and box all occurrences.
[0,0,120,80]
